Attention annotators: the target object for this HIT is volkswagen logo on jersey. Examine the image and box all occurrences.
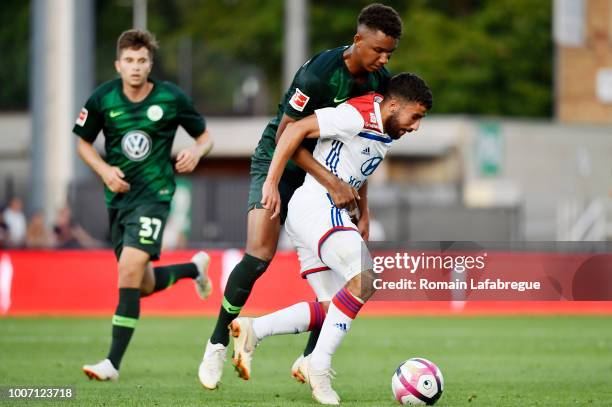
[361,156,383,176]
[121,130,152,161]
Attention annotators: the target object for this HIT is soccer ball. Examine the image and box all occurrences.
[391,358,444,405]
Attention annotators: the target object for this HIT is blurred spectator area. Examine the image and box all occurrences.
[2,113,611,246]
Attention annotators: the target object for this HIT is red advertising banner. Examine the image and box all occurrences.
[0,250,611,316]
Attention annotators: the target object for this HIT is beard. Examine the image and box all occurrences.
[385,113,404,140]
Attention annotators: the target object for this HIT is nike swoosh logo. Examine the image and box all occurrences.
[140,238,154,244]
[333,96,349,104]
[109,110,124,118]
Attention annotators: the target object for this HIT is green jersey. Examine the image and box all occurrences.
[73,78,205,209]
[252,45,391,177]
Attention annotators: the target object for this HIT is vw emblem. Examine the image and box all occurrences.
[121,130,152,161]
[361,156,383,176]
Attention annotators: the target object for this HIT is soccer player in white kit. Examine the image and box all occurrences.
[231,73,432,405]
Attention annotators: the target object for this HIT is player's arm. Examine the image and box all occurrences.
[275,114,359,210]
[175,129,213,173]
[262,115,321,219]
[73,95,130,193]
[174,83,213,173]
[76,138,130,193]
[356,181,370,241]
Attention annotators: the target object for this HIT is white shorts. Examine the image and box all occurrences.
[285,184,373,301]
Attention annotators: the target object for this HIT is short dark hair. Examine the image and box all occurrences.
[116,29,159,59]
[385,73,433,110]
[358,3,403,39]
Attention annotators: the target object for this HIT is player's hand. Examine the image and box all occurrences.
[175,147,199,173]
[327,177,359,210]
[261,179,281,220]
[101,166,130,193]
[357,214,370,242]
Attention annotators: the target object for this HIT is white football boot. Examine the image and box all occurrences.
[291,354,306,383]
[82,359,119,381]
[192,251,212,299]
[198,340,227,389]
[229,317,259,380]
[298,355,340,405]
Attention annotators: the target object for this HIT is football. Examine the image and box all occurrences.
[391,358,444,405]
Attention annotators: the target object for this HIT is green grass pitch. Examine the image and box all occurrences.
[1,316,611,406]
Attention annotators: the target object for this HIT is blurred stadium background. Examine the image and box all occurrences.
[1,0,611,249]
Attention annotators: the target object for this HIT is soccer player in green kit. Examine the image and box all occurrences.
[75,29,213,381]
[199,3,403,389]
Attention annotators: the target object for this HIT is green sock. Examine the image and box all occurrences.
[107,288,140,369]
[210,254,269,346]
[153,263,198,293]
[303,327,321,356]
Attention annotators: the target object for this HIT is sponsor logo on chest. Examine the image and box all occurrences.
[121,130,152,161]
[361,156,383,176]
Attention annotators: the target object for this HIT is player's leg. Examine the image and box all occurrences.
[315,231,375,369]
[82,246,149,381]
[229,244,332,380]
[289,268,348,383]
[230,301,328,380]
[107,247,151,368]
[105,204,176,370]
[199,208,276,388]
[292,272,352,404]
[140,252,212,299]
[248,299,329,343]
[275,189,352,404]
[199,170,280,389]
[208,169,280,348]
[208,207,278,344]
[300,231,374,404]
[82,207,123,381]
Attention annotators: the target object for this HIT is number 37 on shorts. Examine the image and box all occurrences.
[139,216,162,244]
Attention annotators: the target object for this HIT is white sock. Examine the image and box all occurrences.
[252,301,312,340]
[310,288,363,371]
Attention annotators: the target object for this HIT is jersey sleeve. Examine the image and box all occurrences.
[314,103,364,144]
[175,88,206,138]
[72,94,104,143]
[284,70,326,120]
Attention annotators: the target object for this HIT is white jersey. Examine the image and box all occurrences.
[302,93,392,193]
[284,93,390,290]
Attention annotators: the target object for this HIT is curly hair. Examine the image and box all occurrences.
[358,3,403,39]
[116,29,159,59]
[385,73,433,110]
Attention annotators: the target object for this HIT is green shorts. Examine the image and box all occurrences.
[108,202,170,261]
[247,156,306,224]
